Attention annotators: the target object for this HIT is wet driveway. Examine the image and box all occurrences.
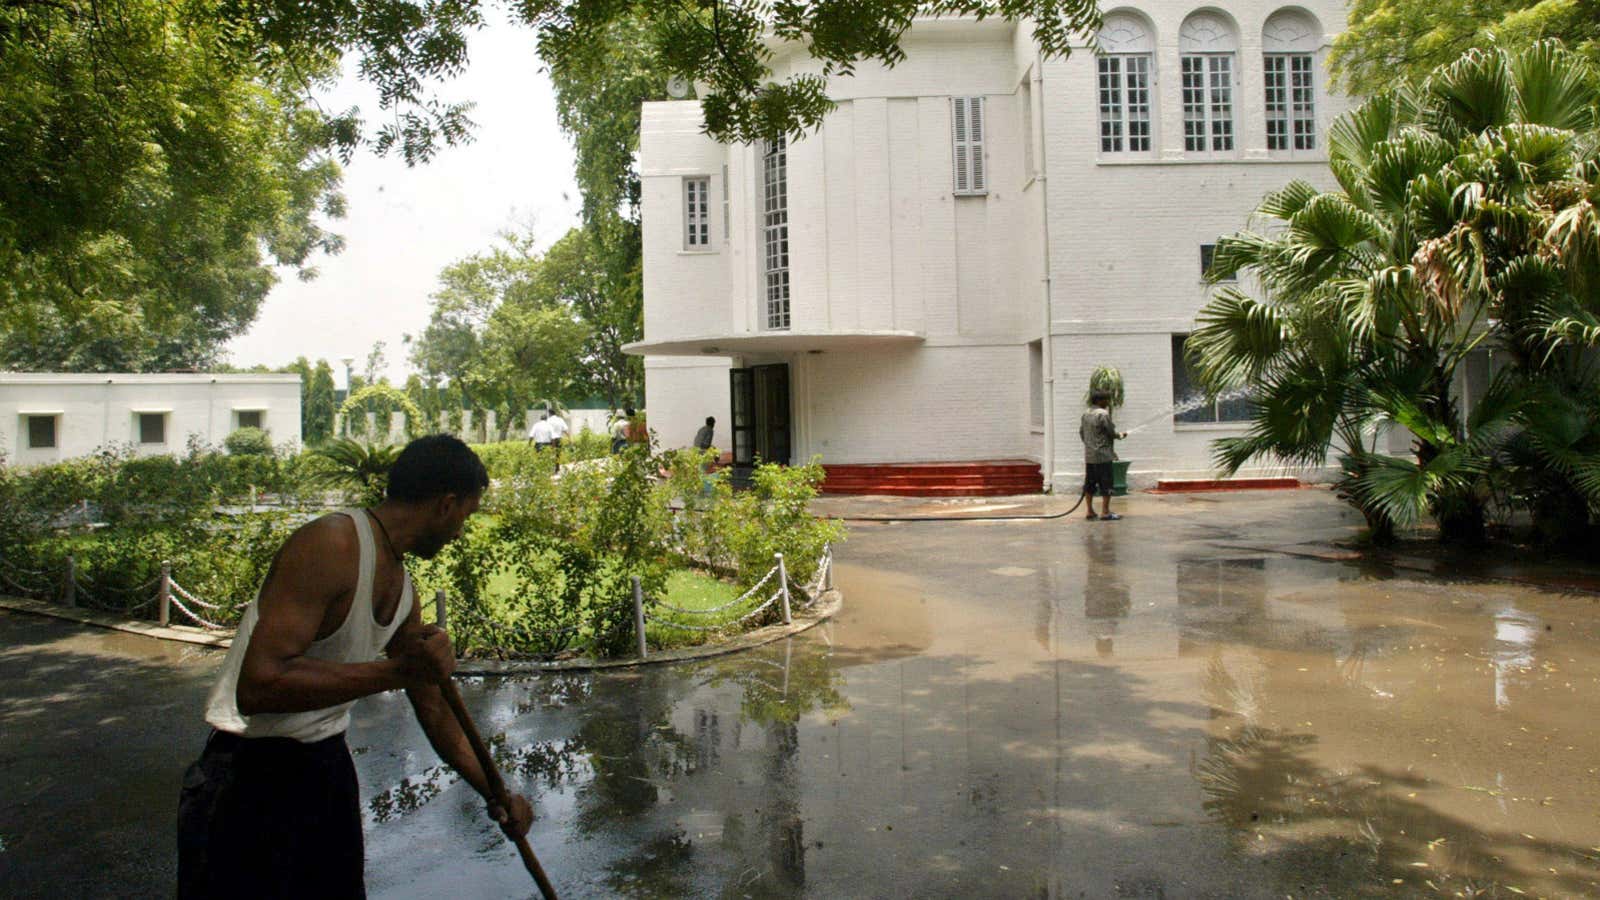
[3,489,1599,897]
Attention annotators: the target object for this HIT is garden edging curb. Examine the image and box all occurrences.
[0,590,845,672]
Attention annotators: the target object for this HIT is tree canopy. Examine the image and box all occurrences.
[208,1,1101,152]
[1331,0,1600,94]
[408,229,588,424]
[1,0,346,372]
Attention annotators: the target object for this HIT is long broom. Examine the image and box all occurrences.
[437,676,560,900]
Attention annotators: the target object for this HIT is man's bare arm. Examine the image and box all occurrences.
[235,517,415,716]
[393,608,534,837]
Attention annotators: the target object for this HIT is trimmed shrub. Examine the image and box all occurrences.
[224,427,275,457]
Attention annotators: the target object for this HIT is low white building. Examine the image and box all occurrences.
[629,5,1350,490]
[0,373,303,465]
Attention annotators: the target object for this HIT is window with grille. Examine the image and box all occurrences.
[1182,54,1234,152]
[138,413,166,444]
[721,164,730,241]
[761,137,790,330]
[1172,335,1252,423]
[1019,77,1034,177]
[684,176,711,249]
[26,415,56,449]
[1098,55,1152,153]
[951,96,987,194]
[1265,54,1316,150]
[1200,244,1237,281]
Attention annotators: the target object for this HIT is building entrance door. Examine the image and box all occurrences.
[729,363,791,484]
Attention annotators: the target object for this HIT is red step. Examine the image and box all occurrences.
[821,460,1044,497]
[1150,477,1302,493]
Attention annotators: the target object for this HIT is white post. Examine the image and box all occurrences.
[776,553,792,625]
[823,542,834,592]
[63,555,76,607]
[434,588,448,632]
[632,576,648,659]
[158,561,172,627]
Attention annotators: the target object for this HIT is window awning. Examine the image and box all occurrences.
[130,407,173,414]
[18,409,64,416]
[624,329,924,357]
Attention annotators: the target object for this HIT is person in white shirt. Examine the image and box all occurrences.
[528,415,553,450]
[546,411,568,449]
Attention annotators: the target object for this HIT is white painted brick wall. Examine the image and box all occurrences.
[639,7,1353,484]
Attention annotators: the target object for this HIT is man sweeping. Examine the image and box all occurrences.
[177,434,533,898]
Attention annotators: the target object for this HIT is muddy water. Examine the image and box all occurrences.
[354,494,1600,899]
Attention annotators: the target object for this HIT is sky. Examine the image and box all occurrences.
[223,24,580,389]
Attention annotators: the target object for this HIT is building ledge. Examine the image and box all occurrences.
[625,329,925,357]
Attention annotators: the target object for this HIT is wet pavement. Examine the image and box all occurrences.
[3,489,1600,897]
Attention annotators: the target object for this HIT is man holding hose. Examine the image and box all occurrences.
[177,434,533,898]
[1080,389,1129,521]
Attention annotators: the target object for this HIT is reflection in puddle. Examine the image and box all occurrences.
[363,515,1600,899]
[1491,607,1539,710]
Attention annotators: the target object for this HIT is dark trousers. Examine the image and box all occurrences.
[178,730,365,899]
[1083,461,1114,497]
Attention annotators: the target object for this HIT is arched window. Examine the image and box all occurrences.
[1096,13,1155,154]
[1179,12,1239,153]
[1263,10,1321,151]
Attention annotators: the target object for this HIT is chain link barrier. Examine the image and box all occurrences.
[2,542,837,655]
[169,579,224,611]
[650,565,778,616]
[650,591,783,632]
[165,585,228,630]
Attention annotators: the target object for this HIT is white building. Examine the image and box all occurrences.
[0,373,303,465]
[629,5,1351,491]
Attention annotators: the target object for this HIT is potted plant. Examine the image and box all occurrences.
[1085,365,1131,496]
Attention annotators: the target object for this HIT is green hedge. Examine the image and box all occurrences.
[1,439,845,657]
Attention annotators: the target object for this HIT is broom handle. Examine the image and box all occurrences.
[438,676,559,900]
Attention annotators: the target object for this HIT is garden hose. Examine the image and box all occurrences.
[830,491,1089,524]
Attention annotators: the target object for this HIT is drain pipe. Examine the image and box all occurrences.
[1034,59,1057,493]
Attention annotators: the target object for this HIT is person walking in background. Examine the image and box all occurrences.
[546,409,568,451]
[610,408,633,453]
[1080,389,1128,521]
[528,413,553,451]
[693,416,715,451]
[624,408,648,447]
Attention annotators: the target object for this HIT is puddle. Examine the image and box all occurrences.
[354,497,1599,898]
[5,491,1599,897]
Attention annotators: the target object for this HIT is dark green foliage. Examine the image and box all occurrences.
[1192,42,1600,545]
[0,0,344,371]
[1332,0,1600,97]
[309,439,401,506]
[302,360,339,445]
[225,427,275,457]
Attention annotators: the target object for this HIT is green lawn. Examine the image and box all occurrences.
[453,561,764,651]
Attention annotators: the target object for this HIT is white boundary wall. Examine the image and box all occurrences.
[0,373,302,465]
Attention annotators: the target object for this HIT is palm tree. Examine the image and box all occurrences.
[309,438,403,507]
[1189,41,1600,542]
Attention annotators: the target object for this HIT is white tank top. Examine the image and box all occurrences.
[204,509,414,743]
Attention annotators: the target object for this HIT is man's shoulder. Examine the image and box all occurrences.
[293,512,358,554]
[270,513,358,587]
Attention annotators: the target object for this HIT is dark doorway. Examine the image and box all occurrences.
[729,363,791,484]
